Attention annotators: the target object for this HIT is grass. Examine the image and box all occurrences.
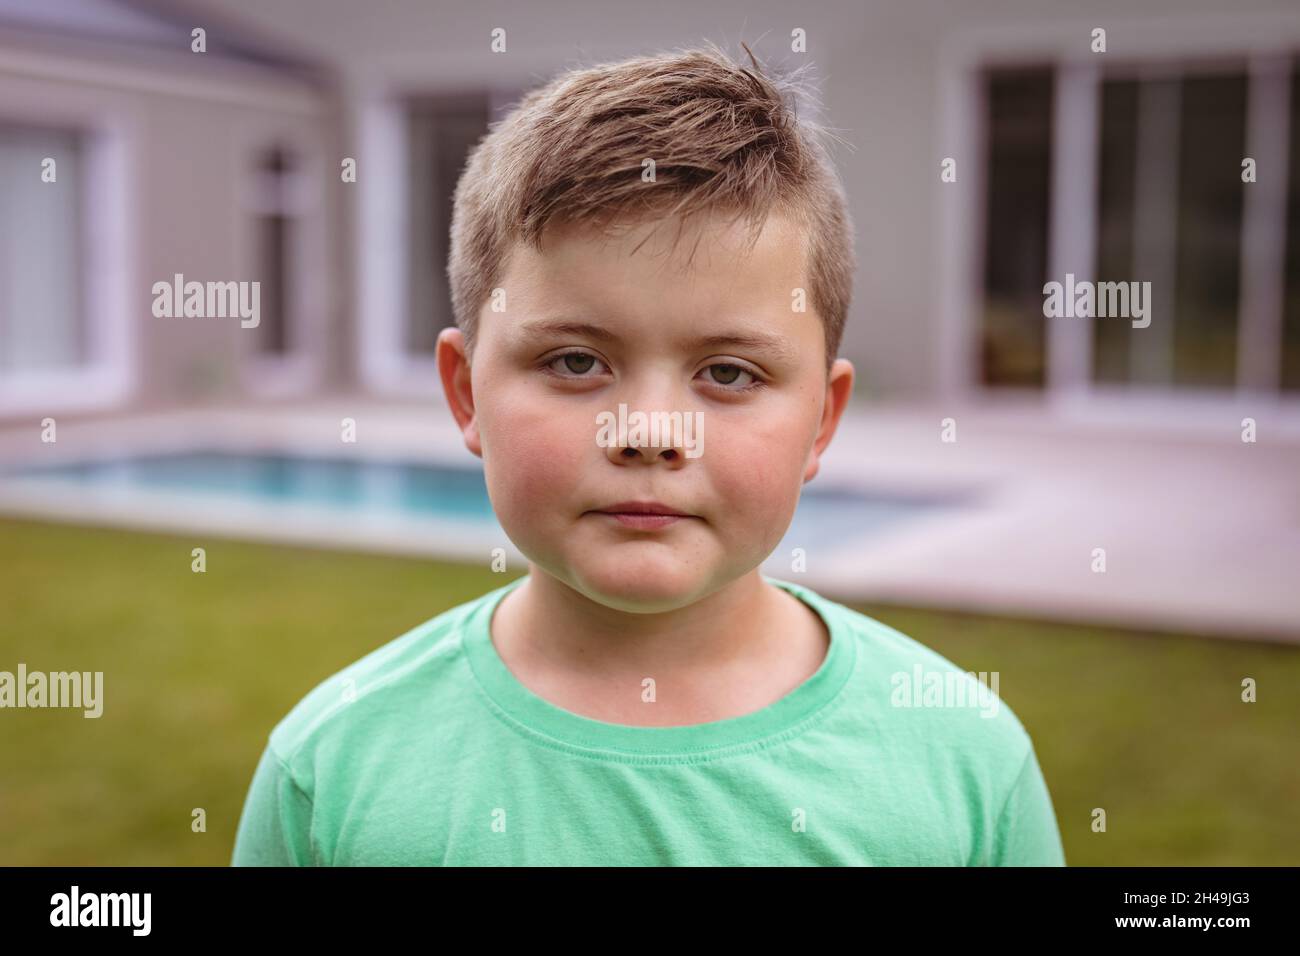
[1,516,1296,865]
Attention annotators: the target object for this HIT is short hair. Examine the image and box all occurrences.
[446,40,855,371]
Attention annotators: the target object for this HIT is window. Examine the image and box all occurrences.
[979,68,1053,387]
[1092,77,1139,385]
[249,145,297,357]
[405,95,490,356]
[978,55,1300,401]
[1172,72,1247,387]
[1092,70,1249,388]
[0,124,86,376]
[1283,57,1300,391]
[0,118,129,413]
[359,86,533,395]
[238,140,331,399]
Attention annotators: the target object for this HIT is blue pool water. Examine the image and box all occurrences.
[3,450,961,545]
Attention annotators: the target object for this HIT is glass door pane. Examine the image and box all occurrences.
[1282,59,1300,392]
[1090,68,1247,389]
[979,67,1054,387]
[0,124,84,374]
[1172,73,1247,387]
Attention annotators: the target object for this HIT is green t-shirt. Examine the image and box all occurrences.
[231,575,1066,866]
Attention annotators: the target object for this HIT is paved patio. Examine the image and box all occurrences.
[811,403,1300,642]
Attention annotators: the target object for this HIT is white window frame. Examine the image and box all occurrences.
[0,111,135,416]
[937,13,1300,426]
[356,84,521,399]
[235,129,331,399]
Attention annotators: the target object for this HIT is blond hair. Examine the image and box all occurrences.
[446,40,855,370]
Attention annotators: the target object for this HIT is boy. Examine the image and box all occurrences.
[232,43,1066,866]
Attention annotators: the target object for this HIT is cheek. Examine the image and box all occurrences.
[705,409,810,515]
[478,390,591,517]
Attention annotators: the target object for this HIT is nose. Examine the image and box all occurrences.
[606,441,688,468]
[601,407,696,469]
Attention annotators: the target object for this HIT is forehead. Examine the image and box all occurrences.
[494,209,812,328]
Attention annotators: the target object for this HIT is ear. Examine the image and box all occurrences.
[436,327,482,458]
[803,358,854,483]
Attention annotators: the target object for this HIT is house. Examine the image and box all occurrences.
[2,0,1298,425]
[2,0,1298,637]
[0,0,343,419]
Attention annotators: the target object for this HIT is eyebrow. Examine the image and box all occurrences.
[517,320,798,362]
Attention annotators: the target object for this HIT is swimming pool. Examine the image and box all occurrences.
[0,450,963,556]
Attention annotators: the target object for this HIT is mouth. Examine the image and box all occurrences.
[588,500,695,530]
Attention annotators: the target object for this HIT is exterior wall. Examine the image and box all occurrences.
[3,0,1299,423]
[0,23,345,424]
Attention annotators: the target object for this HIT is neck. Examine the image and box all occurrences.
[488,566,830,726]
[493,566,794,679]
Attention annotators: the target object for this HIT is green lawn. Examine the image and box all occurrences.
[1,516,1296,865]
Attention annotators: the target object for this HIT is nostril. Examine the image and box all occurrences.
[662,449,677,461]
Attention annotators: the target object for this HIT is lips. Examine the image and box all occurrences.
[594,501,690,517]
[590,501,695,530]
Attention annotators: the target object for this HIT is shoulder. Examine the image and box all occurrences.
[262,580,515,775]
[771,577,1036,767]
[772,579,1064,863]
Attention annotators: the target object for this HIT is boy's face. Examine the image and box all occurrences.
[438,210,853,612]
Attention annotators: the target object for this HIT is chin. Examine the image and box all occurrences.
[569,556,714,613]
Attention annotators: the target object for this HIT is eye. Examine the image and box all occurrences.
[544,350,609,378]
[699,362,761,390]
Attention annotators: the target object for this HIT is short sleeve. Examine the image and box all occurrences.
[989,745,1066,866]
[231,743,315,866]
